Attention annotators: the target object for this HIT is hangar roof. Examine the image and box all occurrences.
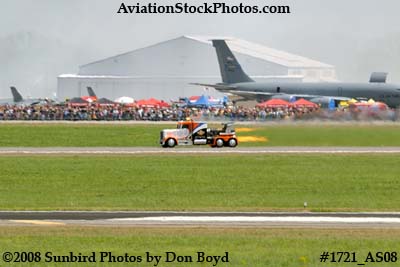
[185,35,333,68]
[80,35,333,70]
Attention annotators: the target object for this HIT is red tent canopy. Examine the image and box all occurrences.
[136,98,157,107]
[122,102,137,108]
[158,100,171,108]
[292,98,319,108]
[256,99,290,108]
[137,98,170,108]
[189,96,200,102]
[351,102,388,110]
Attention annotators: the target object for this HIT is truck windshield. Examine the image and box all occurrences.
[177,124,189,129]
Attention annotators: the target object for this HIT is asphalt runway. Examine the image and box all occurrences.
[2,212,400,228]
[1,146,399,228]
[2,146,400,155]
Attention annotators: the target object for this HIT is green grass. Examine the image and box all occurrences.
[1,123,400,146]
[241,124,400,146]
[1,227,400,266]
[1,154,400,211]
[0,124,165,147]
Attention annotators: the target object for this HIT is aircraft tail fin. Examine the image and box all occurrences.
[87,86,97,97]
[10,86,23,102]
[212,40,254,84]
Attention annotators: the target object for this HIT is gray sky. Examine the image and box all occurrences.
[1,0,400,97]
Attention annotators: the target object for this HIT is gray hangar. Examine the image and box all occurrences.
[57,35,336,101]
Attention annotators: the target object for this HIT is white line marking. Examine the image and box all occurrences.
[2,149,400,154]
[110,216,400,224]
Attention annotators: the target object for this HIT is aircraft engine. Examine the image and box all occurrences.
[309,97,336,109]
[270,94,297,102]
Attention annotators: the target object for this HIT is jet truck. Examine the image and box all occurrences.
[160,120,238,148]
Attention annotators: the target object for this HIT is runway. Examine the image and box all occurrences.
[2,146,400,155]
[1,147,399,228]
[2,211,400,228]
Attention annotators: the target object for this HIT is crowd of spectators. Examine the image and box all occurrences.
[0,103,397,121]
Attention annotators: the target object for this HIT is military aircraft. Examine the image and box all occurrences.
[80,86,98,103]
[87,86,96,98]
[0,86,48,105]
[195,39,400,108]
[71,86,115,105]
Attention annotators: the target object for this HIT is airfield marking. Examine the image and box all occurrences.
[4,216,400,228]
[2,147,400,155]
[3,212,400,228]
[110,216,400,224]
[9,220,65,226]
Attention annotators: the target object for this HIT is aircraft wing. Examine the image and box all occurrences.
[210,88,352,102]
[190,83,237,92]
[191,83,352,103]
[223,90,276,100]
[279,93,352,101]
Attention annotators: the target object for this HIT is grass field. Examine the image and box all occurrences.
[0,124,165,147]
[1,124,399,266]
[1,227,400,267]
[1,154,399,211]
[1,123,400,146]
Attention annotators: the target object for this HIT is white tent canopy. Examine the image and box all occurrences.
[114,96,134,104]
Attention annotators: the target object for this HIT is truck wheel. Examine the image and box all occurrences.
[215,138,224,148]
[228,138,237,147]
[166,138,176,148]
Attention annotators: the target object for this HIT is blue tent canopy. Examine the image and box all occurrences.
[192,95,210,107]
[184,95,226,108]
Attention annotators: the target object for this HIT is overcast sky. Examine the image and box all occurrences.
[1,0,400,97]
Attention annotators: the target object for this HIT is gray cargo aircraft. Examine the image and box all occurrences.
[195,40,400,108]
